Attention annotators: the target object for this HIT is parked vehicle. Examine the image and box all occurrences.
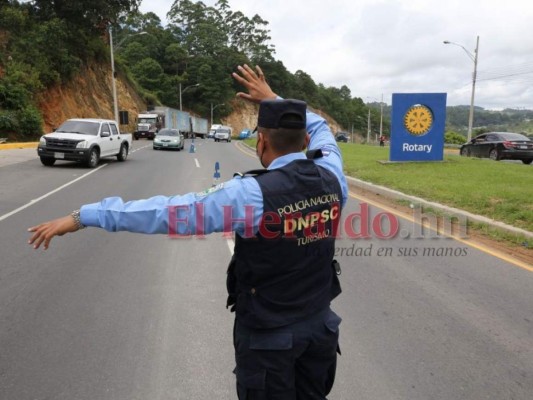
[214,126,233,142]
[153,128,185,151]
[37,118,132,168]
[460,132,533,164]
[335,132,349,143]
[238,129,252,139]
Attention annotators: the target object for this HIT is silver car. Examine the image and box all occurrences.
[153,129,185,151]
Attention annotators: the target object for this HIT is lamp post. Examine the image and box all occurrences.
[109,26,119,123]
[443,36,479,142]
[379,93,384,140]
[210,103,224,126]
[109,27,148,123]
[367,108,371,144]
[179,83,200,111]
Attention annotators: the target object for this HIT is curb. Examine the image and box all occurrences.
[0,142,38,150]
[347,176,533,239]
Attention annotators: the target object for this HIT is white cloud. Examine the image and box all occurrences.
[139,0,533,109]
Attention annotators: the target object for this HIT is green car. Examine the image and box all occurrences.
[153,128,185,151]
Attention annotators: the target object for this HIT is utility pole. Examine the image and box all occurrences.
[179,83,200,111]
[443,36,479,141]
[467,36,480,142]
[379,93,384,139]
[210,103,224,126]
[366,108,371,143]
[109,26,118,123]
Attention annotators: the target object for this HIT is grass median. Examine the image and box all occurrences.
[342,143,532,233]
[244,139,532,233]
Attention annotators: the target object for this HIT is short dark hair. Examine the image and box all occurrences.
[260,126,307,153]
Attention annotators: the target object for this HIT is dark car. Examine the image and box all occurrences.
[460,132,533,164]
[335,132,349,143]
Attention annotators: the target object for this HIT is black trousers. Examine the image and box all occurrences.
[233,307,341,400]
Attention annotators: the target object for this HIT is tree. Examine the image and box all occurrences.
[31,0,142,33]
[131,58,165,93]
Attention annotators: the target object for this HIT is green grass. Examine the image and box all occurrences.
[242,139,532,232]
[339,144,533,232]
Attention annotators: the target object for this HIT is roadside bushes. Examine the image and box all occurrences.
[445,131,467,145]
[0,110,18,133]
[18,106,43,137]
[0,107,42,138]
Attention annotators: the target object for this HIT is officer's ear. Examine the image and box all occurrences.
[302,132,310,150]
[258,131,268,147]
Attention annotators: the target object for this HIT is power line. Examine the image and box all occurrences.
[477,70,533,82]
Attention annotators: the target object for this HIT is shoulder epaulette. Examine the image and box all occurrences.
[306,149,324,159]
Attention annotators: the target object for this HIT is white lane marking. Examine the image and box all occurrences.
[226,237,235,255]
[0,164,107,222]
[131,144,150,154]
[195,158,200,168]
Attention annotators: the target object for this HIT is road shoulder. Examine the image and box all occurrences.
[349,182,533,267]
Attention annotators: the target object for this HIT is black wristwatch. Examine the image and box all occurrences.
[71,210,86,230]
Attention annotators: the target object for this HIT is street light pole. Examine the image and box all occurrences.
[210,103,224,126]
[379,93,384,139]
[179,83,200,111]
[367,108,371,143]
[443,35,480,142]
[109,29,148,124]
[109,26,118,123]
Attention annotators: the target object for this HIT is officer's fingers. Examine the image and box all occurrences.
[232,72,248,85]
[255,65,265,81]
[238,64,257,82]
[29,228,48,249]
[27,224,42,234]
[43,234,54,250]
[243,64,259,79]
[236,92,258,103]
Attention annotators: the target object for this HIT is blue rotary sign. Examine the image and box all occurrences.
[390,93,447,162]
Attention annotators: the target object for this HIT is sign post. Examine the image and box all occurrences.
[390,93,447,162]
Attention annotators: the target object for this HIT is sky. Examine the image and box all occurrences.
[139,0,533,110]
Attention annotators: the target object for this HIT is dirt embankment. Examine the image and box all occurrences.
[36,61,343,138]
[222,99,344,136]
[38,63,146,134]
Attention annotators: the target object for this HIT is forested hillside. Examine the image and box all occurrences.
[1,0,531,142]
[0,0,380,140]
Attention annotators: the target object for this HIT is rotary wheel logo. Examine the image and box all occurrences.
[404,105,433,136]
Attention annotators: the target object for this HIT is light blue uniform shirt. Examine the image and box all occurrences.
[80,109,348,237]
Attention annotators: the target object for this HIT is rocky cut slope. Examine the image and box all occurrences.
[37,61,343,138]
[37,63,146,134]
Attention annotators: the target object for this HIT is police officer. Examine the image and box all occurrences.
[28,64,348,399]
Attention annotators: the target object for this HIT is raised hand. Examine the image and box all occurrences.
[232,64,277,104]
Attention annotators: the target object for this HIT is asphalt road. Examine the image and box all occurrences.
[0,140,531,399]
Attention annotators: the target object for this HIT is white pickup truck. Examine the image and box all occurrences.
[37,118,132,168]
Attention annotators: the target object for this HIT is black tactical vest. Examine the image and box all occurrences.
[229,158,343,329]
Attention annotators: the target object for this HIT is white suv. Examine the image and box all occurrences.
[214,126,232,142]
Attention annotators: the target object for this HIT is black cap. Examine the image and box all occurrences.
[258,99,306,129]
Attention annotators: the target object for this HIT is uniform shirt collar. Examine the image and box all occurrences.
[268,152,306,170]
